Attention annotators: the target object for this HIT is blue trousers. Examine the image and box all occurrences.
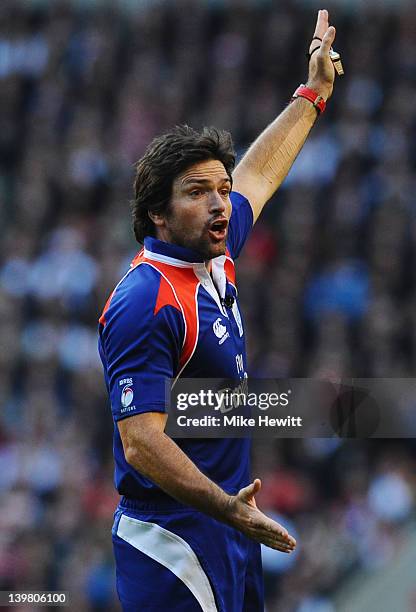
[112,499,264,611]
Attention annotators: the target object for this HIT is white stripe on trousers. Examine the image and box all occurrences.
[117,513,218,612]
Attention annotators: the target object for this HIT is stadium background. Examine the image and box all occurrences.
[2,0,416,610]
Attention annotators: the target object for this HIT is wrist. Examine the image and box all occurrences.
[306,80,332,101]
[222,494,245,529]
[291,84,326,115]
[222,493,235,521]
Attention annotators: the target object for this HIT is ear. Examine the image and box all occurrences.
[148,210,165,227]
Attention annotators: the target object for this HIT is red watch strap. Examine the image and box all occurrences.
[291,84,326,114]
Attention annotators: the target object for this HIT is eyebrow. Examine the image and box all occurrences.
[182,177,232,186]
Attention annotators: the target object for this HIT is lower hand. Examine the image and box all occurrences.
[225,478,297,553]
[307,9,337,100]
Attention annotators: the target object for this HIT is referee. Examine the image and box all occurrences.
[99,10,339,611]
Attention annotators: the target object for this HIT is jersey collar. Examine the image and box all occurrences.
[143,237,232,315]
[144,237,207,265]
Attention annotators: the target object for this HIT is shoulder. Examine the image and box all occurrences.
[226,191,254,260]
[230,190,253,216]
[100,262,183,333]
[108,262,161,315]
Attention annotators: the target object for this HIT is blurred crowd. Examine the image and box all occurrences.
[1,1,416,610]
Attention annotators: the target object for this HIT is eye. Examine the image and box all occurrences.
[190,189,203,197]
[220,188,231,198]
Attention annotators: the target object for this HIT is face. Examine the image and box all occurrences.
[152,159,232,260]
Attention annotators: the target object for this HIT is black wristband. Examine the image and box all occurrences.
[307,46,320,60]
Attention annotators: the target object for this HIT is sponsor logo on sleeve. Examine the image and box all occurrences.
[118,378,136,413]
[121,385,134,407]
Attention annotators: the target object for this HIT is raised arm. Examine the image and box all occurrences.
[233,9,338,222]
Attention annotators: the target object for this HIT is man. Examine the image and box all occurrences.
[99,10,338,612]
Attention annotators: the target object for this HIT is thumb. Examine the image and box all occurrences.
[320,25,336,54]
[239,478,262,501]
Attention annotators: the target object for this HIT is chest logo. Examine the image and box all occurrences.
[213,317,230,345]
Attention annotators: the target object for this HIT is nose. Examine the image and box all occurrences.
[208,191,226,215]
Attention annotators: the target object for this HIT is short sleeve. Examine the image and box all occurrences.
[100,271,184,421]
[226,191,254,259]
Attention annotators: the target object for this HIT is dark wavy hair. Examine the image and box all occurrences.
[132,125,236,243]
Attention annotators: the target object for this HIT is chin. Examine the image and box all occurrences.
[208,241,226,259]
[191,237,226,261]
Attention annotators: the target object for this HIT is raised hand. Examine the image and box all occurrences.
[307,9,337,100]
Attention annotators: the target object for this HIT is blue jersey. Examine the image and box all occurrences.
[99,191,253,506]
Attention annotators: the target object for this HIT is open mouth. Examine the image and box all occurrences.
[208,218,228,241]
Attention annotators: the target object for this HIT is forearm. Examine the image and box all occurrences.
[233,10,338,222]
[119,415,296,551]
[126,428,232,522]
[233,97,317,220]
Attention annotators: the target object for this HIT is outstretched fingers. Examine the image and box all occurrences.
[263,532,296,553]
[313,9,329,40]
[320,25,336,54]
[257,515,297,552]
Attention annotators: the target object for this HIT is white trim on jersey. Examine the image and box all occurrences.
[211,255,227,301]
[174,280,200,383]
[141,262,201,383]
[144,248,197,268]
[117,513,218,612]
[142,262,188,351]
[224,256,238,296]
[194,264,228,318]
